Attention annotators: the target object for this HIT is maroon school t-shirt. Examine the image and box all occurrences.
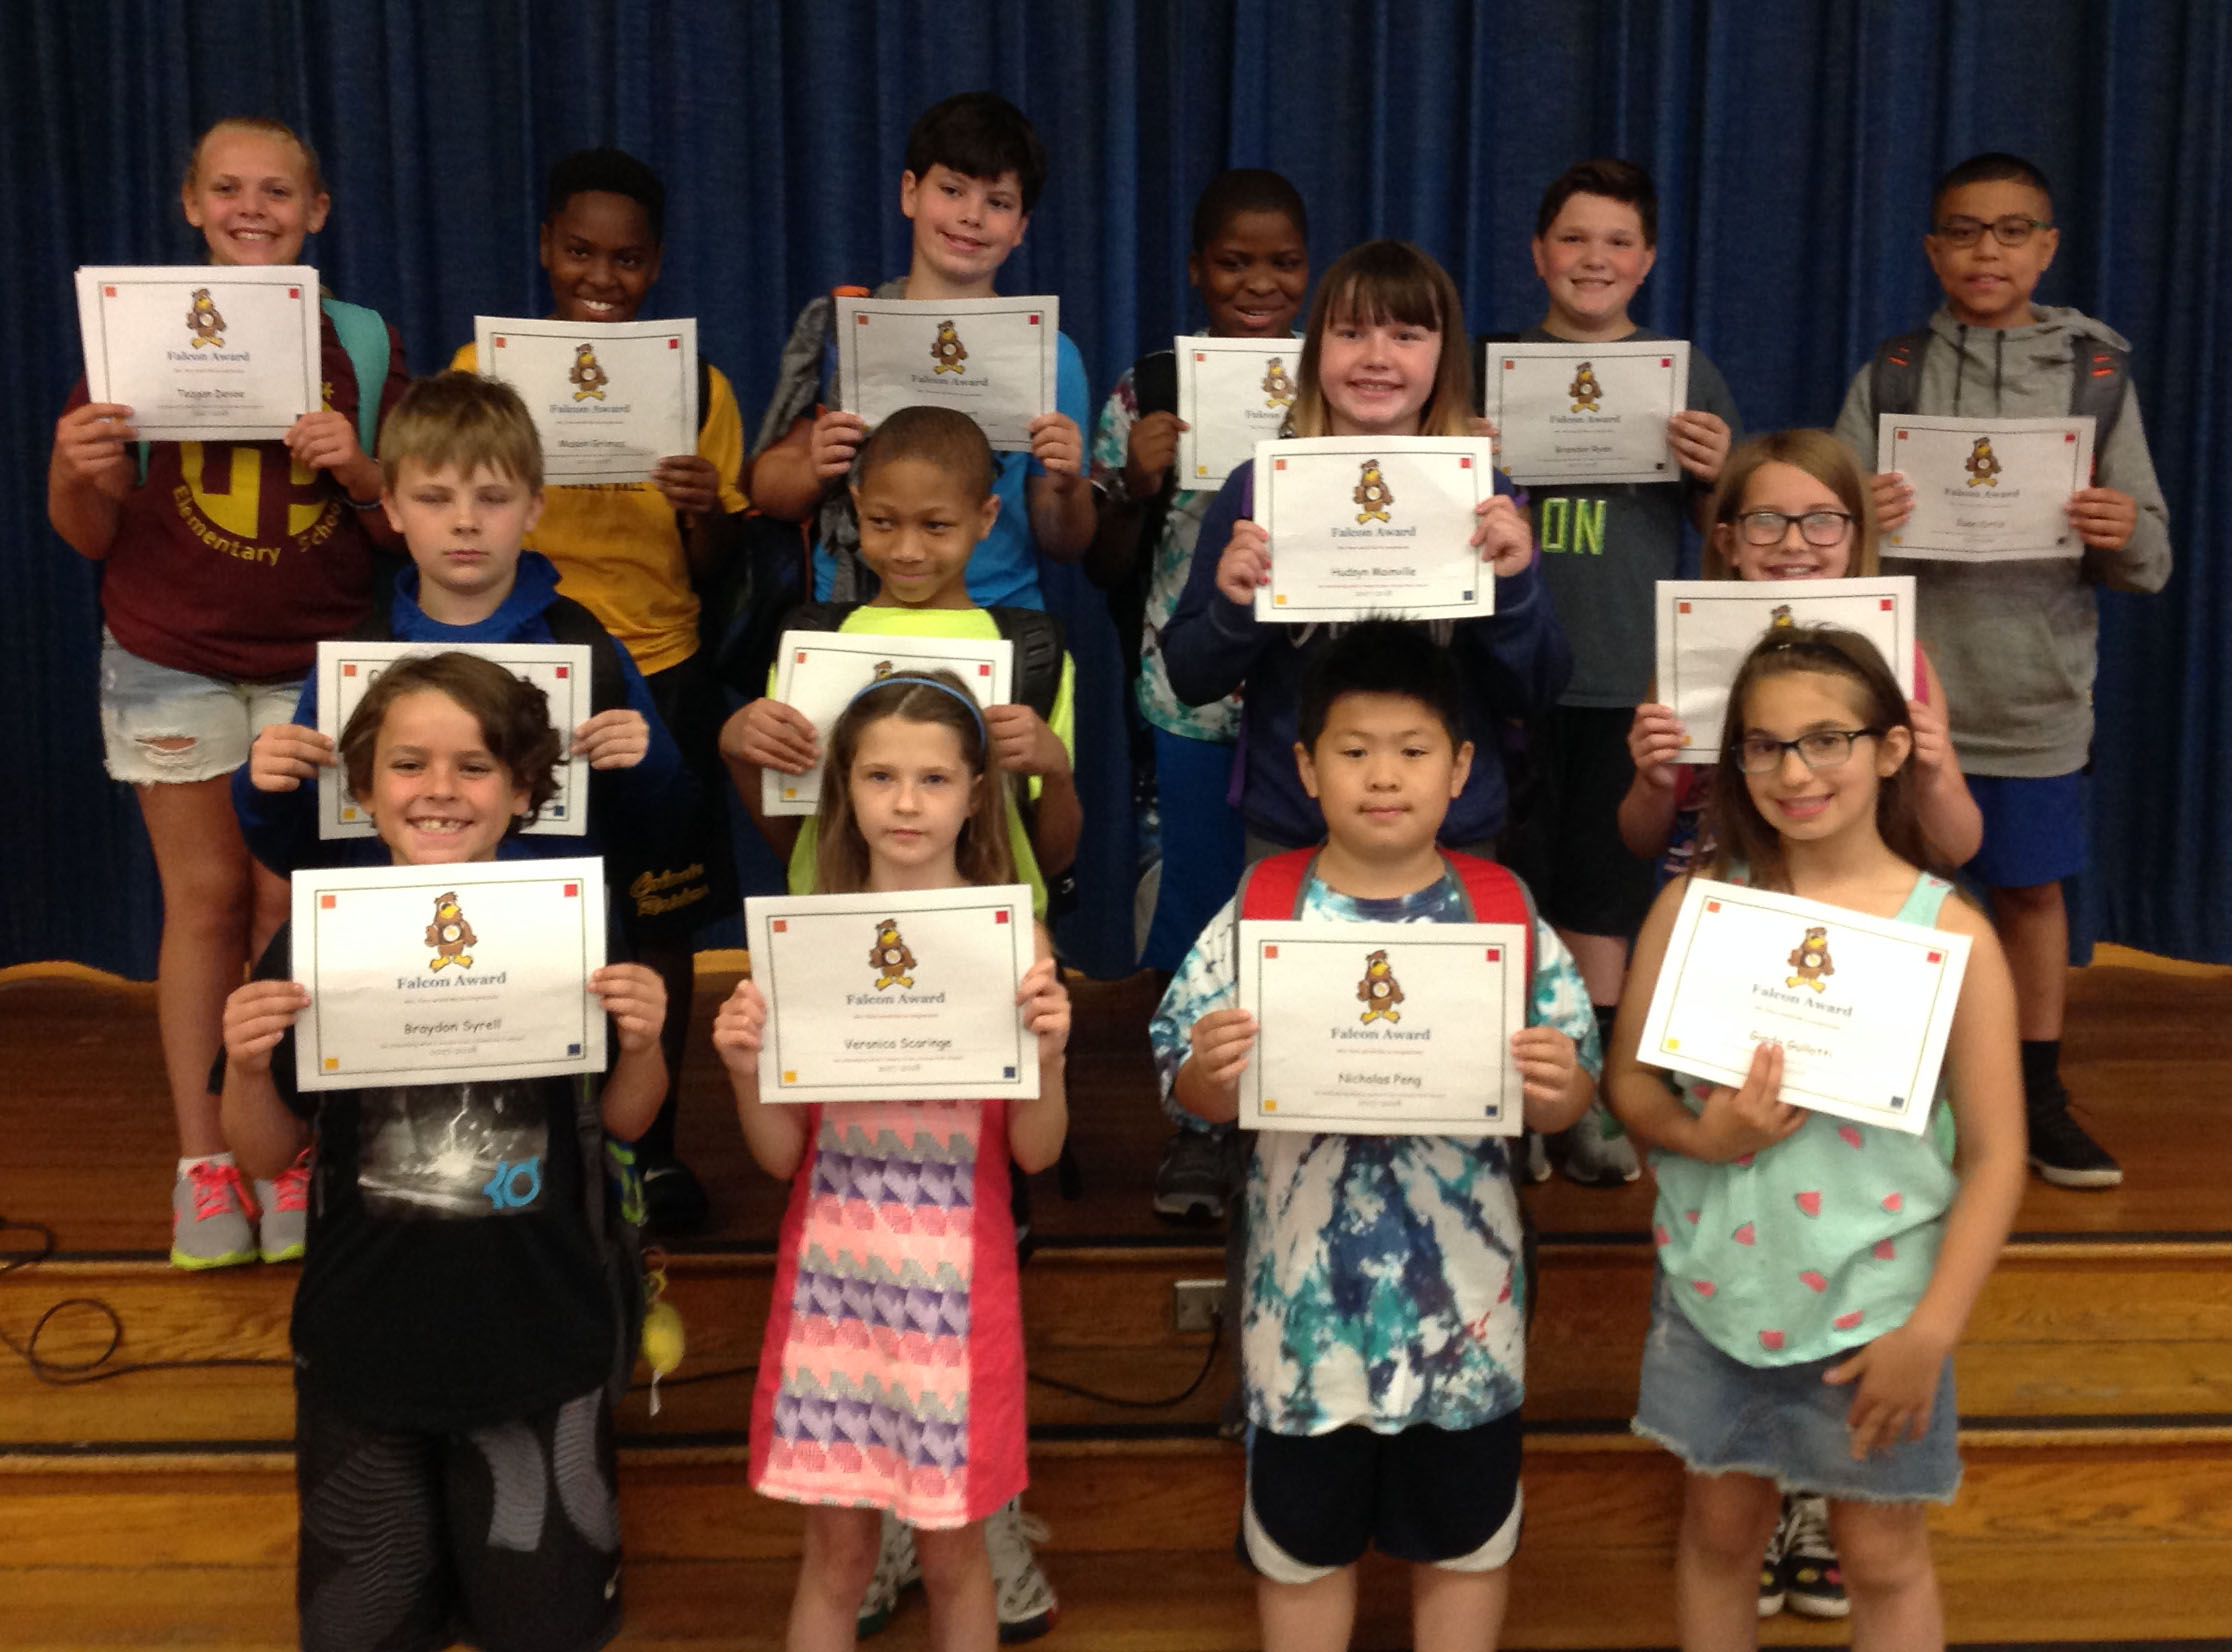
[65,311,407,681]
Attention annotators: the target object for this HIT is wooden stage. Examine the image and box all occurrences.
[2,947,2229,1648]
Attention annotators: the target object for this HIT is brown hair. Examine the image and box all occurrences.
[1701,626,1926,890]
[1703,430,1878,580]
[811,670,1014,894]
[185,117,326,198]
[378,371,544,492]
[1288,241,1473,439]
[337,652,564,829]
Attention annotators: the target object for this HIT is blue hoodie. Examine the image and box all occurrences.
[232,551,687,875]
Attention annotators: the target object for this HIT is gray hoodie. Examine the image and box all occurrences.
[1834,304,2171,778]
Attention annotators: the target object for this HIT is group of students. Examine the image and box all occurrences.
[43,83,2170,1652]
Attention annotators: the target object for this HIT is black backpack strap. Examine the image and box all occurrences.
[985,607,1066,722]
[2069,339,2129,448]
[1869,330,1934,420]
[540,596,631,717]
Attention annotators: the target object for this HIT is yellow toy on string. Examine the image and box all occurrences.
[639,1248,686,1415]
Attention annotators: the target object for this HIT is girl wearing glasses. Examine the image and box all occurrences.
[1618,432,1983,881]
[1606,625,2025,1650]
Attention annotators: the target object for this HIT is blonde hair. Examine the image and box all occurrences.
[378,371,544,492]
[1288,241,1474,440]
[1702,430,1879,580]
[812,673,1015,895]
[185,117,326,198]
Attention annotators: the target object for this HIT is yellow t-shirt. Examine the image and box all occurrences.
[775,606,1077,918]
[450,340,749,675]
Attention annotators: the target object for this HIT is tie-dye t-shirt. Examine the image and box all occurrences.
[1150,871,1600,1436]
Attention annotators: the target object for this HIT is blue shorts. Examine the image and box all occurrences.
[1632,1273,1961,1505]
[1966,771,2087,889]
[98,631,304,786]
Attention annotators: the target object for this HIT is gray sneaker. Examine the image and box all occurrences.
[987,1499,1057,1643]
[855,1510,920,1638]
[1152,1127,1227,1224]
[1555,1101,1640,1186]
[255,1147,312,1264]
[170,1160,258,1270]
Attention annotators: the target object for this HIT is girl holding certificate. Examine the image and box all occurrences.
[713,671,1071,1651]
[49,118,405,1270]
[1605,628,2025,1651]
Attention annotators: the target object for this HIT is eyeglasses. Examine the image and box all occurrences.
[1932,215,2051,249]
[1732,729,1883,773]
[1732,509,1855,547]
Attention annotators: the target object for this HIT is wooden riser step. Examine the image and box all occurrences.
[6,1436,2230,1648]
[8,1244,2228,1445]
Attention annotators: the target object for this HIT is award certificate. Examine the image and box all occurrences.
[1485,339,1689,485]
[75,264,321,441]
[1174,334,1300,487]
[761,630,1014,816]
[1634,879,1971,1135]
[476,316,697,484]
[748,885,1039,1104]
[1254,436,1495,622]
[315,641,591,839]
[1878,414,2094,561]
[1236,919,1527,1136]
[292,856,607,1090]
[836,296,1058,451]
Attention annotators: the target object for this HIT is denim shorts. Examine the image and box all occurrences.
[99,631,304,786]
[1631,1273,1961,1505]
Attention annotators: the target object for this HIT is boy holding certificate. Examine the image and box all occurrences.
[747,92,1095,609]
[219,651,667,1652]
[453,147,751,1229]
[1832,153,2172,1190]
[1150,622,1599,1651]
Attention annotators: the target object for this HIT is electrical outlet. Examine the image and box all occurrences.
[1172,1278,1224,1333]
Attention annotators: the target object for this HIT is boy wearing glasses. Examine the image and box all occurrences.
[1833,151,2172,1191]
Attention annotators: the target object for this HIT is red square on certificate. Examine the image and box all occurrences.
[563,884,578,898]
[1485,947,1501,962]
[321,894,336,909]
[994,910,1010,924]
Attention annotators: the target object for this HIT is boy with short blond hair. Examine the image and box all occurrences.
[1833,151,2172,1190]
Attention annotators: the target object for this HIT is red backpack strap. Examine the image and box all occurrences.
[1437,850,1536,985]
[1237,848,1321,920]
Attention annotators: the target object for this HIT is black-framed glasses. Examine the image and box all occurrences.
[1732,729,1884,774]
[1733,509,1855,547]
[1932,215,2051,249]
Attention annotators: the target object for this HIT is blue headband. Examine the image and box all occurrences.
[844,673,988,737]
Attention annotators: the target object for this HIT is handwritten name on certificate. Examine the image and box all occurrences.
[76,264,321,441]
[292,857,607,1091]
[476,317,697,485]
[1486,339,1689,485]
[1236,920,1527,1136]
[1255,436,1495,623]
[1653,578,1916,763]
[762,630,1014,816]
[1879,414,2094,561]
[748,886,1038,1105]
[1175,334,1300,486]
[315,641,592,840]
[836,296,1058,451]
[1635,879,1970,1135]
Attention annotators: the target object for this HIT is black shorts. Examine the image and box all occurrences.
[624,648,740,944]
[1239,1413,1524,1581]
[1501,703,1657,939]
[295,1386,622,1652]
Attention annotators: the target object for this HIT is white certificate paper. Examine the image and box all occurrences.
[1175,334,1299,487]
[315,641,592,839]
[747,886,1039,1104]
[75,264,321,441]
[835,295,1058,451]
[1236,919,1527,1136]
[1485,339,1690,485]
[1653,578,1917,763]
[475,316,697,484]
[1255,436,1495,622]
[292,857,607,1090]
[1635,879,1970,1135]
[1878,414,2094,561]
[762,630,1014,816]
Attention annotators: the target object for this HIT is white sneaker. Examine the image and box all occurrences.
[855,1509,919,1637]
[1556,1102,1640,1186]
[987,1499,1057,1643]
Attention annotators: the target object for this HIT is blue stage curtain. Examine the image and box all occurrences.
[6,0,2228,975]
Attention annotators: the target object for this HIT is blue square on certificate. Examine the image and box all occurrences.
[549,803,566,818]
[1461,589,1473,601]
[1889,1095,1905,1110]
[568,1043,582,1057]
[1003,1066,1016,1080]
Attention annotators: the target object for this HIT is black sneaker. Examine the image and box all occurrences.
[1758,1495,1787,1617]
[1778,1494,1848,1620]
[1152,1128,1226,1224]
[640,1155,712,1235]
[2026,1086,2124,1190]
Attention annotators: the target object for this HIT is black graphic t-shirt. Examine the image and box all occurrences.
[253,925,616,1432]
